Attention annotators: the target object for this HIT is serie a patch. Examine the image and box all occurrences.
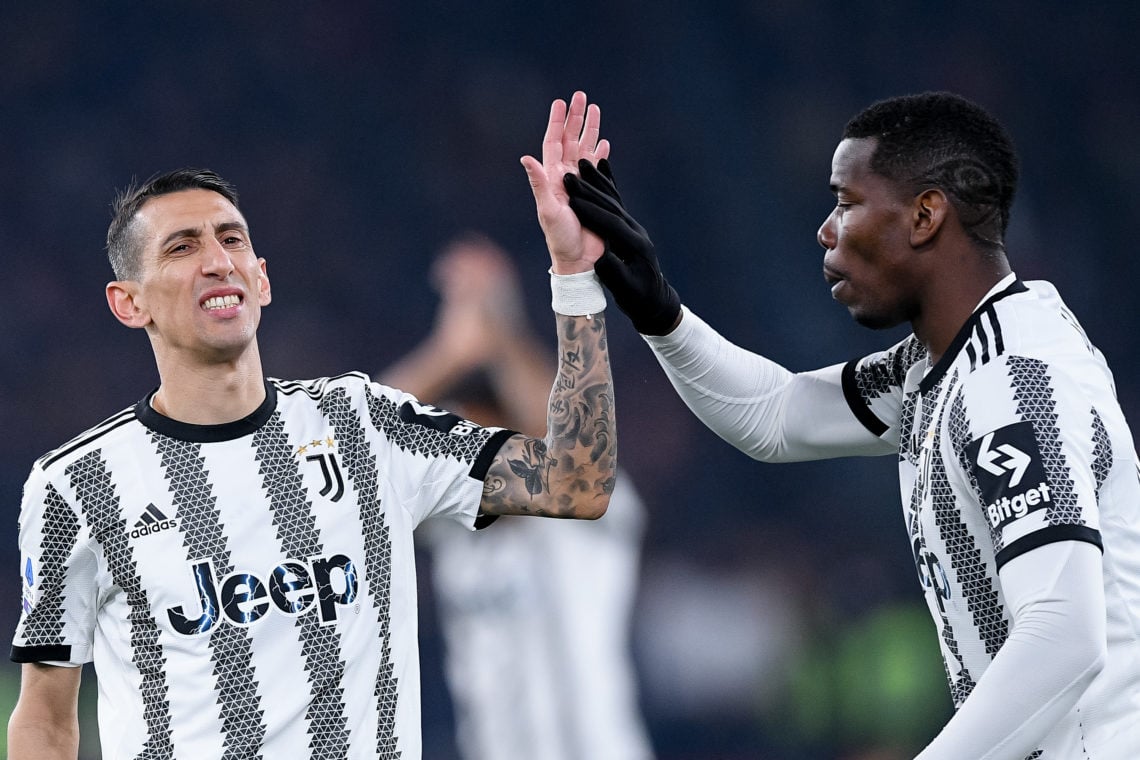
[22,556,35,614]
[967,421,1051,529]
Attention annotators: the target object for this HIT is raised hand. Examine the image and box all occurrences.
[565,159,681,335]
[521,91,611,274]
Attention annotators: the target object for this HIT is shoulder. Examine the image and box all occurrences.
[947,279,1100,391]
[270,372,435,431]
[987,280,1094,358]
[957,281,1116,418]
[270,371,409,412]
[34,404,141,475]
[271,371,375,401]
[850,333,928,392]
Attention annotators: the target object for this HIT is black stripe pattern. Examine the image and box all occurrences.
[69,450,175,759]
[254,411,353,759]
[152,432,268,758]
[846,336,928,436]
[15,483,79,652]
[1090,408,1112,498]
[322,387,402,758]
[1006,357,1084,529]
[947,388,1009,659]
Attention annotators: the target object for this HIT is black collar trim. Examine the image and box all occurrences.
[918,279,1029,394]
[135,379,278,442]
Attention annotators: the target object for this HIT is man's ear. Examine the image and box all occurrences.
[257,258,271,306]
[911,188,950,247]
[106,280,151,328]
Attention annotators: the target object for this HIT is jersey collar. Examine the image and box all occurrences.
[918,274,1028,394]
[135,379,278,442]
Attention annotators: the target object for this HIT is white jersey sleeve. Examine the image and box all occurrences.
[642,306,897,461]
[16,465,100,667]
[915,541,1106,760]
[365,381,516,528]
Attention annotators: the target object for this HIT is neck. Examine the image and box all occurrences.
[151,350,267,425]
[914,256,1011,365]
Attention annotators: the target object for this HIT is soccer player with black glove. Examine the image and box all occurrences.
[564,93,1140,760]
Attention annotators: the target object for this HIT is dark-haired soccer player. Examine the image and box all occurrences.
[8,91,616,760]
[566,92,1140,758]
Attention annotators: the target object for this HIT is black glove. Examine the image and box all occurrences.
[564,159,681,336]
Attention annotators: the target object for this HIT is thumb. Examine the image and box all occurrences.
[519,155,547,196]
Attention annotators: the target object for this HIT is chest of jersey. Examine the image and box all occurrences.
[79,422,373,643]
[896,366,1016,692]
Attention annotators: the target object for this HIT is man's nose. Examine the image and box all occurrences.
[817,212,836,250]
[201,238,235,276]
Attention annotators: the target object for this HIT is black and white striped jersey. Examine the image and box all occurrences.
[844,275,1140,755]
[13,372,513,760]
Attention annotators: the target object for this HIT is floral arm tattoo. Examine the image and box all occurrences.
[481,313,616,518]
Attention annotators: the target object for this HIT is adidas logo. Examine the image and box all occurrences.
[130,504,177,539]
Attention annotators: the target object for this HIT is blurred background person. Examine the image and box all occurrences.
[382,234,655,760]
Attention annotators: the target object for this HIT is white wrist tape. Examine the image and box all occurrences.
[550,268,607,316]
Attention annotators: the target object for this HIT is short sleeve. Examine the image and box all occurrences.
[841,334,928,446]
[955,356,1104,569]
[12,467,98,665]
[364,381,514,528]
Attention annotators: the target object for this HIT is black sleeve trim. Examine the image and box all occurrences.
[473,513,500,530]
[11,644,72,663]
[995,524,1103,571]
[841,359,889,437]
[469,428,517,481]
[467,430,517,533]
[469,428,517,531]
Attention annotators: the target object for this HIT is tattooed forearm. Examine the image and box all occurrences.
[550,315,613,452]
[508,438,554,496]
[480,313,616,518]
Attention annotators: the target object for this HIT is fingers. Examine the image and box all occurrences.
[595,138,611,162]
[567,193,633,240]
[564,172,625,217]
[575,100,610,173]
[524,92,606,175]
[520,154,551,204]
[562,91,588,166]
[597,157,614,182]
[541,97,569,168]
[575,159,622,203]
[580,103,602,156]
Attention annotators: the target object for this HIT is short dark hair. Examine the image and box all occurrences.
[843,92,1019,252]
[106,168,240,280]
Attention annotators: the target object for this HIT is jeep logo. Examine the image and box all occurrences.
[167,554,359,635]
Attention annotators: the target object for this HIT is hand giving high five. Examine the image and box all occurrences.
[521,91,611,274]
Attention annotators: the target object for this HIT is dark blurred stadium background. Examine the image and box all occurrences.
[1,2,1136,758]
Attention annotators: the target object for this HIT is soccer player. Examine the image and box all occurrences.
[382,234,654,760]
[8,91,616,760]
[564,92,1140,758]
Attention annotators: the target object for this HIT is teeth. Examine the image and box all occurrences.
[203,294,240,310]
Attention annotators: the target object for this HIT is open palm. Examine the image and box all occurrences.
[521,91,611,274]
